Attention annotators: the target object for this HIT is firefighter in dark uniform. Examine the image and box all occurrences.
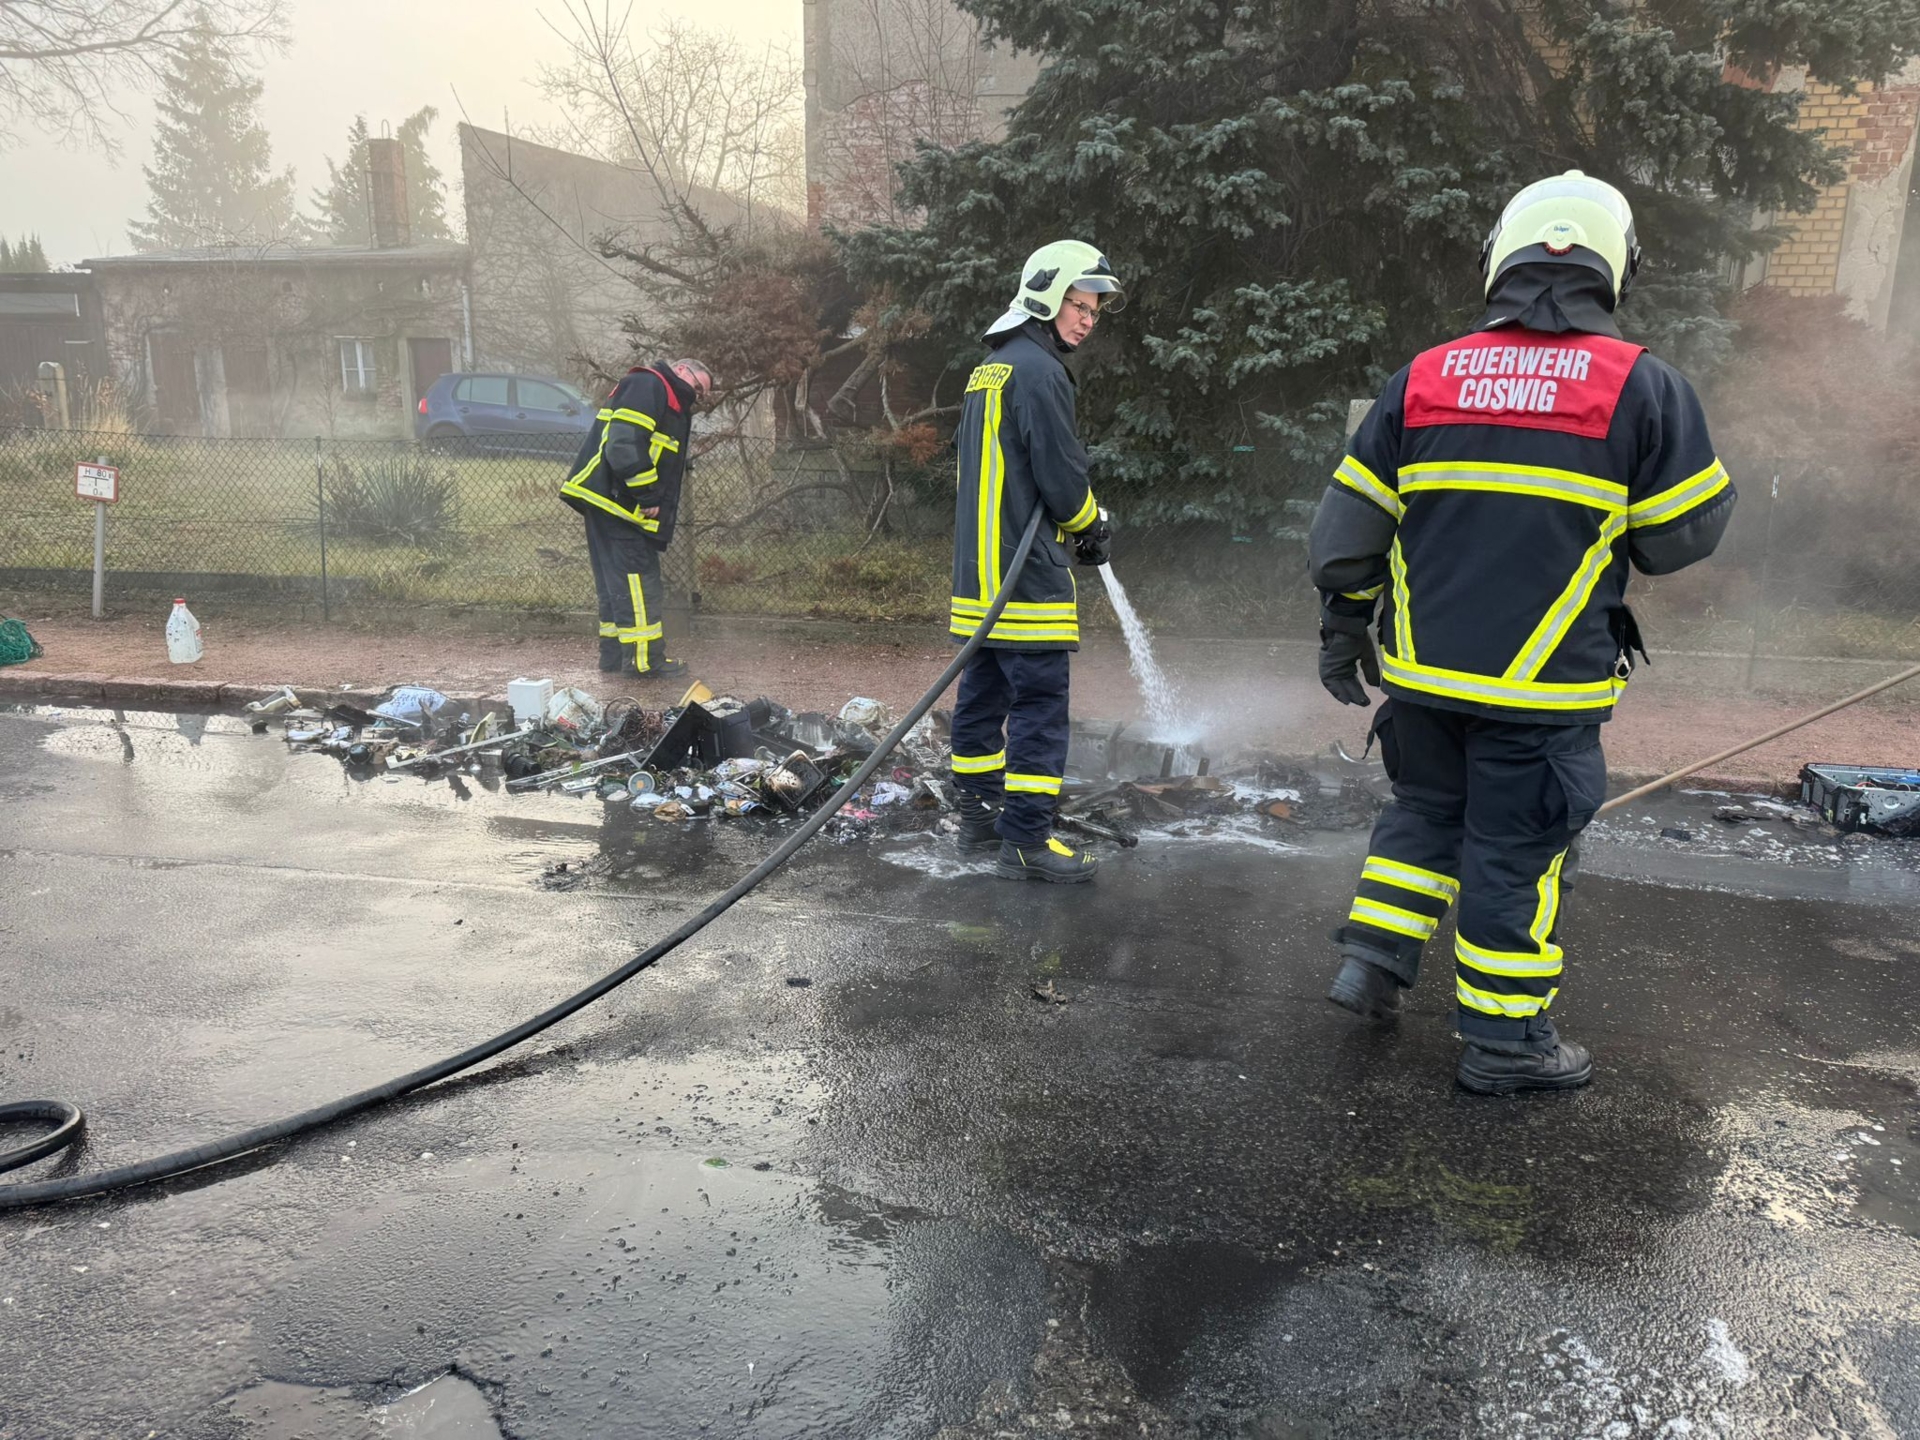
[1309,172,1736,1093]
[949,241,1123,883]
[560,358,712,679]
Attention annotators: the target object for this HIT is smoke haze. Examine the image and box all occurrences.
[0,0,800,264]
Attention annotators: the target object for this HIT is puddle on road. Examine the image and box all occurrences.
[1833,1104,1920,1238]
[878,833,996,881]
[1586,786,1920,889]
[1713,1067,1920,1239]
[873,814,1309,884]
[3,703,256,731]
[1084,1241,1308,1407]
[220,1371,502,1438]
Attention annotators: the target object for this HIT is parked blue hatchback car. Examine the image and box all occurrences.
[415,373,597,454]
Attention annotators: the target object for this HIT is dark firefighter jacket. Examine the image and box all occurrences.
[950,320,1101,650]
[1308,271,1736,724]
[560,365,696,549]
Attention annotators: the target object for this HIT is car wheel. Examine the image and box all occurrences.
[425,425,463,453]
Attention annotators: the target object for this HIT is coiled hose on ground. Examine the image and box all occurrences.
[0,512,1048,1210]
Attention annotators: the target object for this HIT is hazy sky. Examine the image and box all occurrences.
[0,0,801,264]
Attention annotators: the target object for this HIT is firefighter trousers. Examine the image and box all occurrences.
[584,515,667,675]
[949,648,1070,847]
[1341,699,1608,1052]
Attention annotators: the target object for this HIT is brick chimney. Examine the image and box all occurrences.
[365,136,412,249]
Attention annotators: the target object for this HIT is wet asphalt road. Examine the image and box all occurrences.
[1,705,1917,1439]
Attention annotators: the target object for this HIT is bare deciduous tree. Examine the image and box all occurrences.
[470,0,950,516]
[536,2,805,229]
[812,0,995,227]
[0,0,286,152]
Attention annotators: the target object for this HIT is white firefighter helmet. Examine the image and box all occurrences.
[984,240,1126,337]
[1481,171,1641,302]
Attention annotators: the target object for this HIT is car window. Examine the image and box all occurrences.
[517,380,574,413]
[558,382,589,405]
[455,376,510,406]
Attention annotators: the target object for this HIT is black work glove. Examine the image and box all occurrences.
[1073,520,1113,567]
[1319,626,1382,707]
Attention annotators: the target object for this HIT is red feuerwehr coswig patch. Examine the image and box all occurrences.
[1403,329,1643,440]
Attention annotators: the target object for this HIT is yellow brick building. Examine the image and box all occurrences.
[1757,65,1920,325]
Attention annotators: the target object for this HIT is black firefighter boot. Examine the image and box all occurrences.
[955,790,1003,856]
[996,834,1099,884]
[1326,941,1404,1023]
[1456,1018,1593,1096]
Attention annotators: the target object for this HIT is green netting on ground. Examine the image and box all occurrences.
[0,618,42,666]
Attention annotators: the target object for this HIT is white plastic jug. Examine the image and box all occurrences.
[165,598,203,665]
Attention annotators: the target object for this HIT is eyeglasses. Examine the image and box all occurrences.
[1060,297,1102,325]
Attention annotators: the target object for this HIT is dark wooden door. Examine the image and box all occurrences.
[408,338,454,403]
[223,343,272,435]
[149,331,199,430]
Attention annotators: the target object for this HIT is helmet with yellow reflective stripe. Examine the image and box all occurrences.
[1481,171,1641,303]
[984,240,1126,337]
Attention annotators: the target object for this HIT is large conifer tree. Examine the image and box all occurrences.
[311,107,452,245]
[0,235,50,272]
[310,115,374,245]
[842,0,1920,520]
[127,13,296,250]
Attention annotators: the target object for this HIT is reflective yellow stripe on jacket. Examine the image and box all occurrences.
[949,595,1080,644]
[560,415,661,530]
[1061,489,1099,533]
[1381,653,1623,711]
[1504,513,1627,682]
[975,383,1005,605]
[1397,461,1627,514]
[1336,454,1402,518]
[1628,459,1729,528]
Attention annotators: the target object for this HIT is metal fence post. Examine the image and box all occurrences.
[314,437,331,623]
[682,464,696,640]
[1743,472,1781,690]
[91,452,108,620]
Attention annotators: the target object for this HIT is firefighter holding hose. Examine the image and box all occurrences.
[949,241,1122,882]
[1309,172,1736,1093]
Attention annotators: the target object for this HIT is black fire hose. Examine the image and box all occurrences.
[0,1102,85,1177]
[0,512,1048,1210]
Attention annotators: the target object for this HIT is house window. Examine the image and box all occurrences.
[339,339,377,396]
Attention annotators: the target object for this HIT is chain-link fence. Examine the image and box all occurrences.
[2,425,1916,668]
[0,425,1325,633]
[3,427,669,617]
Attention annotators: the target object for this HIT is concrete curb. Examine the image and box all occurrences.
[0,670,501,714]
[1603,766,1798,800]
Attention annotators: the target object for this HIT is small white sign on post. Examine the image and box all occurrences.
[78,456,118,618]
[76,461,120,503]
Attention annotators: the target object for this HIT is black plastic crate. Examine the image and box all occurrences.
[1799,763,1920,836]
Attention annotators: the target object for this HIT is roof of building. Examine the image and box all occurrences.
[81,240,470,270]
[457,124,753,230]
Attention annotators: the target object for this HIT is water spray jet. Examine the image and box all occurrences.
[1095,561,1196,744]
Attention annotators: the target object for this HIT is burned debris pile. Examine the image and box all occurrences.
[244,680,1388,848]
[255,681,953,833]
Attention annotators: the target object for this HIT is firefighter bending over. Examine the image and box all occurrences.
[1309,172,1736,1093]
[560,358,713,680]
[949,241,1122,883]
